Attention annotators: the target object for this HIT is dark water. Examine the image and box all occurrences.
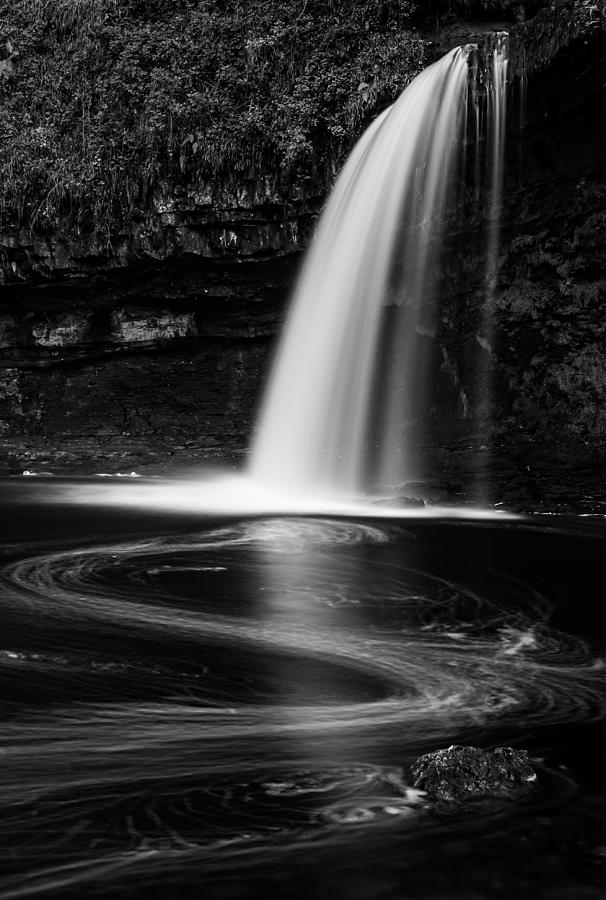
[1,478,606,899]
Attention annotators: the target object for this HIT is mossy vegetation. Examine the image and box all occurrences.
[0,0,423,247]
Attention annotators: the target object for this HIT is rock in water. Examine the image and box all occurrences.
[410,745,537,802]
[372,496,426,508]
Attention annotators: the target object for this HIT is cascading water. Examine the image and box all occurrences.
[475,33,509,422]
[472,34,509,503]
[250,42,509,501]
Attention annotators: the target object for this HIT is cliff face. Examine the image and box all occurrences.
[421,25,606,505]
[1,1,605,502]
[0,257,295,473]
[0,0,424,282]
[0,178,321,282]
[434,26,606,437]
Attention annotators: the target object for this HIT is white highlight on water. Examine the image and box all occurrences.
[0,516,604,899]
[39,473,518,519]
[250,47,474,497]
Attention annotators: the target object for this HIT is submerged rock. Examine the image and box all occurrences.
[410,745,537,803]
[372,496,426,508]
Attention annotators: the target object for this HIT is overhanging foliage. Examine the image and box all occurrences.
[0,0,424,245]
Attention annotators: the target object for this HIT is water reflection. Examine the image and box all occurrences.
[0,496,605,899]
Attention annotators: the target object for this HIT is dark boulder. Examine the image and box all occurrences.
[410,745,537,802]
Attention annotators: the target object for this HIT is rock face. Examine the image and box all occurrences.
[428,26,606,455]
[0,258,295,471]
[424,0,606,77]
[410,745,537,802]
[0,177,320,286]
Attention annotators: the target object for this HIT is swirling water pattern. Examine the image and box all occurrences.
[1,495,605,899]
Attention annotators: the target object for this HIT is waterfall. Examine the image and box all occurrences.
[473,34,509,502]
[250,43,508,500]
[478,33,509,392]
